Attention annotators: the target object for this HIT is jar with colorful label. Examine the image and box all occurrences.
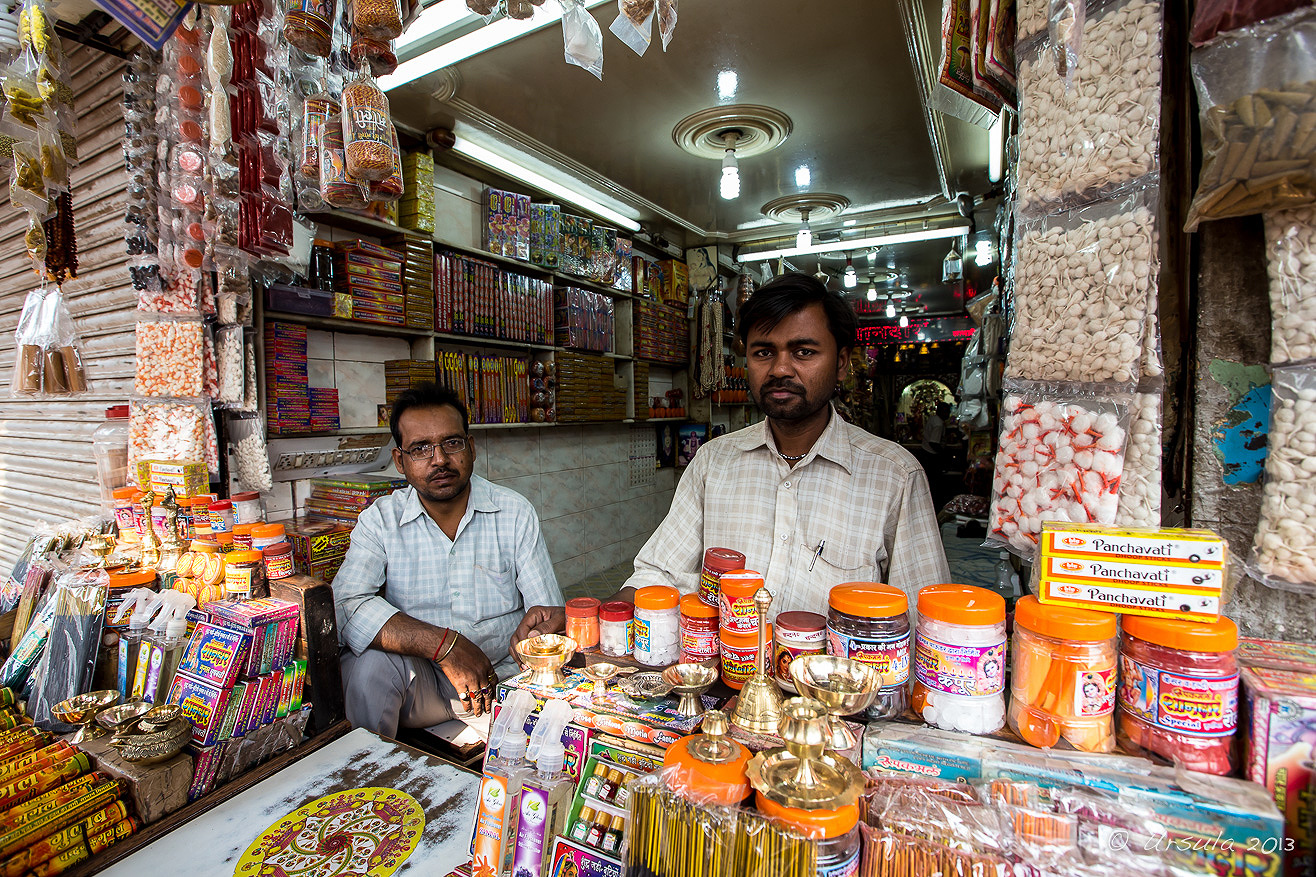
[1008,596,1117,753]
[912,584,1007,735]
[599,601,633,658]
[755,795,861,877]
[130,491,150,541]
[718,570,764,634]
[634,586,680,665]
[251,523,287,552]
[111,487,137,539]
[224,550,265,601]
[720,624,771,690]
[261,542,295,580]
[775,611,826,692]
[232,523,257,551]
[680,594,719,663]
[175,496,195,543]
[231,491,263,525]
[566,597,601,650]
[1118,615,1238,775]
[826,583,911,719]
[208,500,234,534]
[700,547,746,607]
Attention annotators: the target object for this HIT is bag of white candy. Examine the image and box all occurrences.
[227,411,274,492]
[1263,206,1316,367]
[987,379,1133,559]
[1248,364,1316,592]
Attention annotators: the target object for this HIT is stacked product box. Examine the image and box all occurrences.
[632,299,688,364]
[436,351,531,424]
[554,288,615,353]
[555,352,627,422]
[632,255,662,300]
[384,233,435,330]
[483,188,531,260]
[399,151,435,234]
[613,236,633,292]
[308,387,339,433]
[305,475,407,526]
[277,518,356,582]
[434,251,553,343]
[530,202,561,267]
[559,214,594,277]
[654,259,689,307]
[385,359,437,403]
[136,459,208,497]
[333,241,405,327]
[264,322,309,436]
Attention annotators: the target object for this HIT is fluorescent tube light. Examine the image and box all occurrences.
[451,136,641,232]
[988,112,1004,183]
[739,223,972,262]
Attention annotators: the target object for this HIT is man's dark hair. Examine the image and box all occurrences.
[736,272,858,352]
[389,382,470,448]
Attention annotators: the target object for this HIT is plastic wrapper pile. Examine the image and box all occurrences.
[1250,365,1316,592]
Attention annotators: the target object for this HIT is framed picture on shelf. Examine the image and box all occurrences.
[655,423,677,468]
[685,246,718,295]
[677,423,709,468]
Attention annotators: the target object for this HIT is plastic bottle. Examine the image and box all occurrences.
[470,689,536,877]
[92,405,130,512]
[512,700,577,877]
[112,588,162,699]
[142,591,196,702]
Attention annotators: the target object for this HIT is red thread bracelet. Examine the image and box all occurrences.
[432,629,450,664]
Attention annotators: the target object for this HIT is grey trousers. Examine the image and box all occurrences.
[339,648,516,739]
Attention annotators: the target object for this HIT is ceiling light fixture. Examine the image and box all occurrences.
[844,254,857,289]
[975,239,992,266]
[717,70,738,101]
[449,136,641,232]
[796,208,812,250]
[739,222,972,262]
[988,111,1004,184]
[899,312,910,329]
[795,166,811,188]
[866,284,877,301]
[885,298,896,319]
[719,131,740,201]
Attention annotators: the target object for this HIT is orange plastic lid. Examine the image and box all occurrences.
[176,496,194,508]
[917,584,1004,626]
[634,585,680,610]
[719,570,764,597]
[233,523,257,536]
[829,582,907,618]
[755,793,858,839]
[566,597,600,618]
[681,593,717,619]
[112,487,136,500]
[131,491,144,502]
[227,550,263,564]
[252,523,286,539]
[1124,615,1238,653]
[1015,595,1116,641]
[720,624,772,647]
[662,734,752,806]
[215,532,235,545]
[108,569,156,588]
[189,539,219,553]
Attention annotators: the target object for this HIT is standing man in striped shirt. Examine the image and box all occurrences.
[333,384,564,738]
[621,272,950,615]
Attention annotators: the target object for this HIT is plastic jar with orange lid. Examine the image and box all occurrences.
[251,523,287,552]
[232,522,257,551]
[754,794,861,877]
[912,584,1007,734]
[699,547,746,606]
[111,487,137,537]
[1118,615,1239,775]
[224,550,265,601]
[826,582,911,719]
[680,594,718,663]
[1008,596,1117,752]
[718,570,764,633]
[720,624,771,689]
[633,586,680,665]
[566,597,601,649]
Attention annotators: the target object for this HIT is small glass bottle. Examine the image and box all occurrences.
[584,815,606,848]
[569,806,595,843]
[600,814,624,854]
[599,767,623,804]
[582,763,609,799]
[599,601,633,658]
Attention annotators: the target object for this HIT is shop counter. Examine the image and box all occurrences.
[90,727,478,877]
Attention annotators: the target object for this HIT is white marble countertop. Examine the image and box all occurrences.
[100,728,479,877]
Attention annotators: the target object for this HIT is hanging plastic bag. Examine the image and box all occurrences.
[45,286,87,394]
[1249,363,1316,592]
[1264,206,1316,366]
[320,112,370,209]
[506,0,534,18]
[135,315,205,397]
[562,0,604,80]
[1047,0,1084,84]
[465,0,498,18]
[1116,387,1162,528]
[657,0,676,50]
[9,136,49,217]
[351,0,403,43]
[9,288,43,397]
[216,324,244,404]
[942,244,963,281]
[610,0,653,56]
[1190,0,1307,46]
[228,412,274,492]
[341,64,395,182]
[284,0,335,56]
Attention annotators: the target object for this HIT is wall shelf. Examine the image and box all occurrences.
[265,311,433,339]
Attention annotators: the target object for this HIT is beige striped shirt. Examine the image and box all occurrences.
[627,407,951,617]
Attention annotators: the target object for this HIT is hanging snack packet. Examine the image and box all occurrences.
[610,0,653,55]
[352,0,403,41]
[562,0,604,80]
[657,0,676,51]
[341,64,395,182]
[284,0,335,56]
[9,288,43,396]
[321,113,370,209]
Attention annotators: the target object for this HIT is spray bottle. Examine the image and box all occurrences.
[470,689,536,877]
[112,588,162,700]
[141,590,196,703]
[512,699,578,877]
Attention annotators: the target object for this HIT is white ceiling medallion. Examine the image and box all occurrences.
[430,68,463,104]
[761,193,852,225]
[672,105,794,160]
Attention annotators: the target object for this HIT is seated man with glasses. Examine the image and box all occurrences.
[332,383,565,737]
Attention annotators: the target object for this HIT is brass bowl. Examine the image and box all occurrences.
[138,704,182,732]
[96,701,153,732]
[661,663,718,717]
[51,690,120,743]
[579,661,628,703]
[789,655,879,751]
[513,634,578,688]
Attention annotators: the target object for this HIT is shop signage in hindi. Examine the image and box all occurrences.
[856,317,976,344]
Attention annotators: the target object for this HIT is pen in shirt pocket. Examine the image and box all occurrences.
[809,540,826,572]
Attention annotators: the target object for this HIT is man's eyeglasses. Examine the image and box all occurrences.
[401,438,469,461]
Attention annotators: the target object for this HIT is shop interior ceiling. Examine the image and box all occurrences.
[386,0,993,319]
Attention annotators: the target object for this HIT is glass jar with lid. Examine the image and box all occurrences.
[754,795,861,877]
[599,601,633,658]
[566,597,601,650]
[224,550,266,601]
[826,582,911,719]
[633,585,680,665]
[912,584,1007,735]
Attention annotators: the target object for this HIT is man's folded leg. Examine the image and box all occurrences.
[340,648,467,739]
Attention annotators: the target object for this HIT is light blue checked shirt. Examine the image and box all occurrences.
[332,475,562,662]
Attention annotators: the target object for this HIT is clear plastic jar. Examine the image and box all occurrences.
[232,523,256,551]
[826,583,911,719]
[700,547,746,606]
[720,624,771,690]
[231,491,263,525]
[775,611,826,693]
[1119,615,1239,776]
[261,542,295,580]
[251,523,286,552]
[224,550,265,601]
[755,794,861,877]
[566,597,601,650]
[680,594,719,663]
[208,500,234,534]
[599,601,633,658]
[1009,595,1117,752]
[633,586,680,665]
[93,405,130,510]
[912,584,1007,735]
[112,486,137,540]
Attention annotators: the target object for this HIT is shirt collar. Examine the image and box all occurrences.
[729,404,854,474]
[397,475,501,526]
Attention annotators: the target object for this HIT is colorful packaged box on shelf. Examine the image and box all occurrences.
[168,673,232,746]
[178,622,251,689]
[148,460,209,498]
[555,288,616,353]
[531,203,561,267]
[656,259,689,306]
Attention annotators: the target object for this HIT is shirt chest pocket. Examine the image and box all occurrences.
[798,528,883,582]
[472,561,520,621]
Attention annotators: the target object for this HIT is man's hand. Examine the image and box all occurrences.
[509,605,567,661]
[438,633,496,717]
